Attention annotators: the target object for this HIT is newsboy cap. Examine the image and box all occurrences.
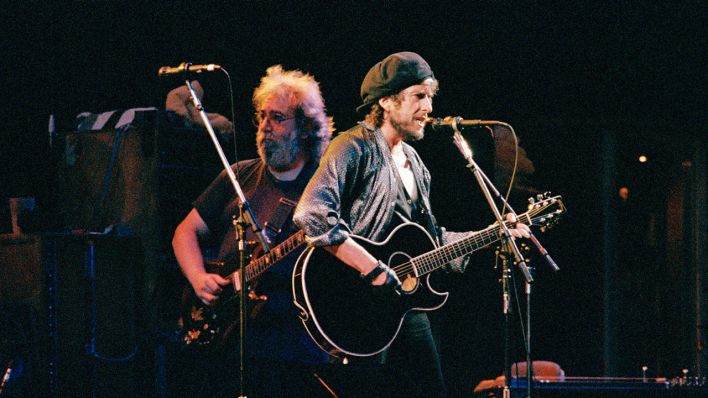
[357,51,435,113]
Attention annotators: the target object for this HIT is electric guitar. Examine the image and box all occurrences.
[292,195,565,358]
[180,230,307,346]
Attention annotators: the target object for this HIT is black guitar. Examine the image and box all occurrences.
[180,230,307,346]
[292,195,565,358]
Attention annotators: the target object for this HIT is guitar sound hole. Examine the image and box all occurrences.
[388,251,418,294]
[401,274,418,293]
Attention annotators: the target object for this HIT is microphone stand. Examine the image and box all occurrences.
[183,71,270,398]
[446,119,549,398]
[461,123,561,398]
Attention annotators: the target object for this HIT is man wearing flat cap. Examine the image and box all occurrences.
[294,52,529,397]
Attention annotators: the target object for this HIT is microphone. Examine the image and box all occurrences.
[425,116,503,130]
[158,62,221,76]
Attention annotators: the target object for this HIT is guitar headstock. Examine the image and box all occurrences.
[525,192,565,231]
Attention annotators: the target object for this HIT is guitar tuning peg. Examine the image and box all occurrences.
[528,197,536,206]
[536,194,544,202]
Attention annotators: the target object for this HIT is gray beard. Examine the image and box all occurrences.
[258,139,302,170]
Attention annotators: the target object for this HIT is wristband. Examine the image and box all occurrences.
[361,260,387,283]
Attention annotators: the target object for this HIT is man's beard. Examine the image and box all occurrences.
[258,135,302,171]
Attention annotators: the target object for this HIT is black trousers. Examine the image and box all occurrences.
[386,311,448,397]
[343,311,448,398]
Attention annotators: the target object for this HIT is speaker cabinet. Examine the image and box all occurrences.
[0,233,143,398]
[54,112,228,251]
[53,116,230,336]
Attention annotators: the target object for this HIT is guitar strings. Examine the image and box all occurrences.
[390,203,553,277]
[391,223,500,276]
[244,230,306,281]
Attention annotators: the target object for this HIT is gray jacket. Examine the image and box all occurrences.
[293,122,472,273]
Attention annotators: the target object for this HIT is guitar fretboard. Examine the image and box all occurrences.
[242,230,307,282]
[409,201,557,276]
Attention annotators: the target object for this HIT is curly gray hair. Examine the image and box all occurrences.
[253,65,334,162]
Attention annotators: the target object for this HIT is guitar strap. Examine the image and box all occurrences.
[264,197,298,241]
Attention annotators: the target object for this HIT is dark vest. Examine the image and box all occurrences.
[391,165,437,240]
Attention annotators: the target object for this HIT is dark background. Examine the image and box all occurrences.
[1,1,706,397]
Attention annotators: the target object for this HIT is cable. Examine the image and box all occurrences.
[220,68,241,181]
[491,123,520,219]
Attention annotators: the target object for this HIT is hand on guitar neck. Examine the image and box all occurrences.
[333,212,531,288]
[500,212,531,239]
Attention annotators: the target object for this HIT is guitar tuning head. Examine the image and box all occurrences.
[528,197,536,205]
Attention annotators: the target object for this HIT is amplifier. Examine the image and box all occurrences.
[0,233,144,398]
[473,377,707,397]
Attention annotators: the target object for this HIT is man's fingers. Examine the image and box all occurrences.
[508,224,530,239]
[206,273,230,286]
[204,279,223,294]
[519,224,531,238]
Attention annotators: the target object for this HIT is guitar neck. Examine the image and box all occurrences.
[412,210,543,276]
[235,230,307,283]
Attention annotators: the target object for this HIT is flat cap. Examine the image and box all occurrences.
[357,51,434,113]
